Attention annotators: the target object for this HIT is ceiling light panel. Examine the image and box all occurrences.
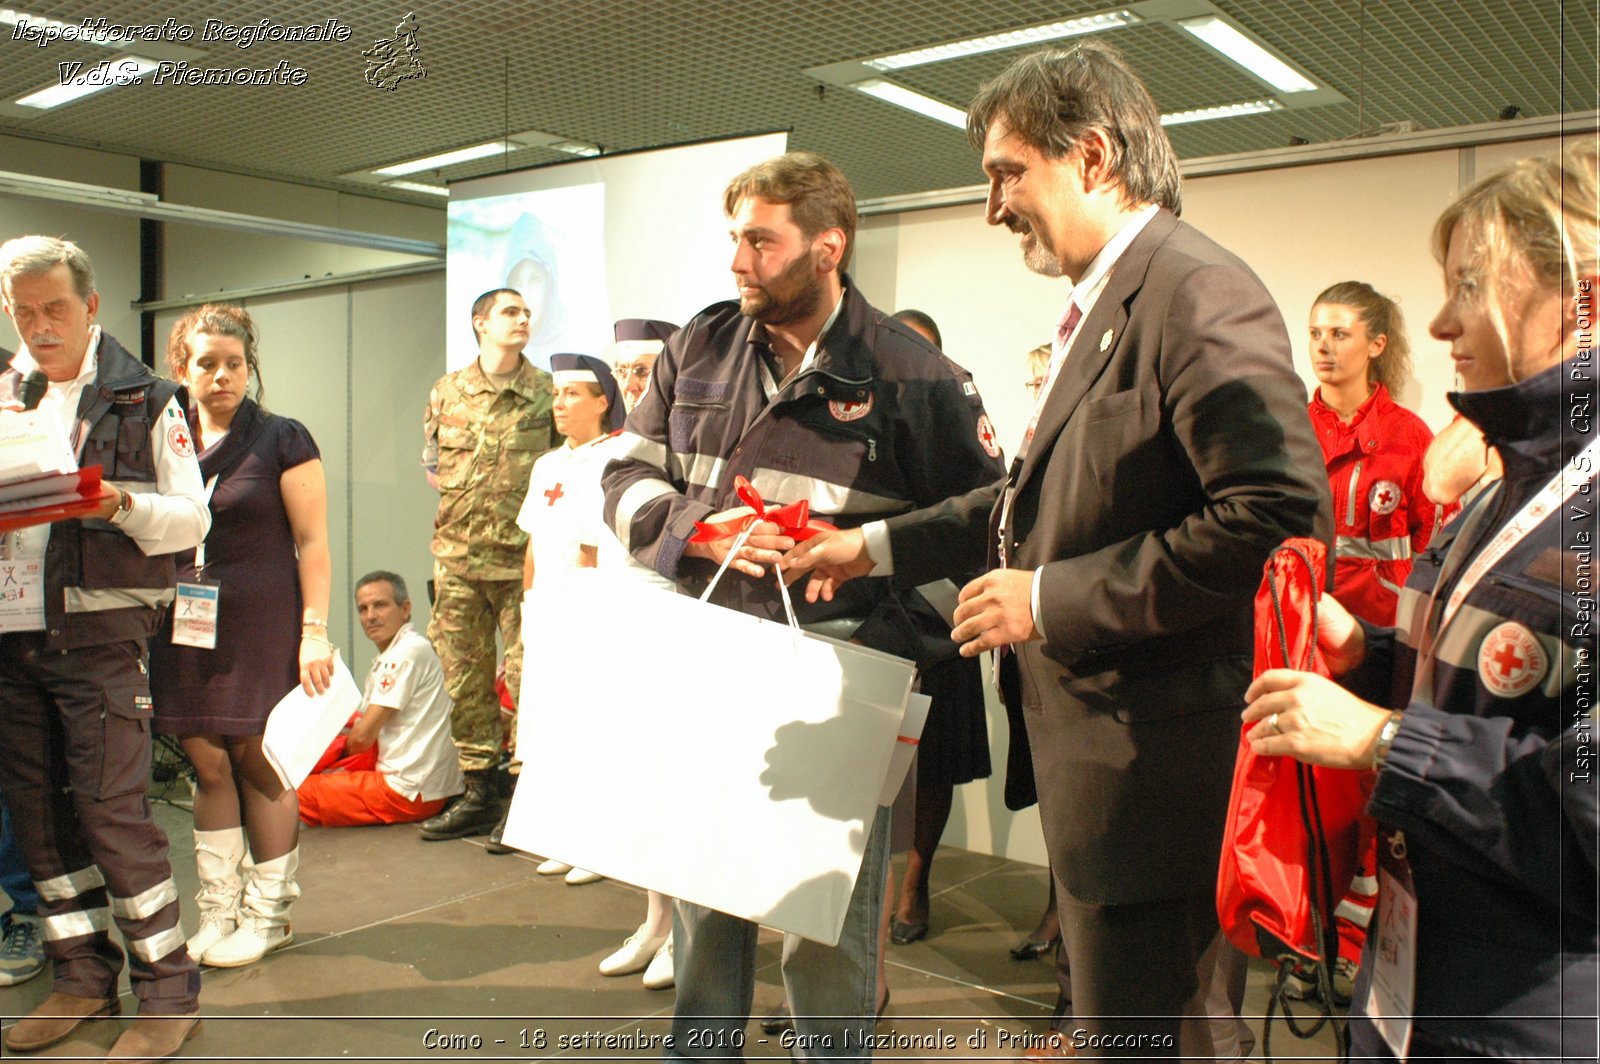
[372,141,511,177]
[383,180,449,196]
[865,9,1141,71]
[1177,15,1319,94]
[1159,98,1285,126]
[546,140,601,157]
[15,56,159,109]
[851,80,967,129]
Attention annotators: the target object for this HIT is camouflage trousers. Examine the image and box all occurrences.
[429,567,522,773]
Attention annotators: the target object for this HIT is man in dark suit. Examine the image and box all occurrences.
[785,42,1328,1058]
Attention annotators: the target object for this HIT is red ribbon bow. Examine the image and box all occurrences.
[690,475,837,543]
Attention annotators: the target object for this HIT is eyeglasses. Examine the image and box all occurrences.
[614,365,651,381]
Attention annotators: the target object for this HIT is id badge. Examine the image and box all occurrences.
[0,558,46,632]
[1367,827,1417,1061]
[172,581,220,649]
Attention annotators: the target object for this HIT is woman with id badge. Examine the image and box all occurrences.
[150,305,332,970]
[1243,143,1597,1061]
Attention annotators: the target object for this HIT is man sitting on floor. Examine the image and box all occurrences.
[298,571,464,827]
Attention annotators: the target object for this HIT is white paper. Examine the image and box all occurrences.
[0,410,77,484]
[877,692,932,806]
[1368,863,1418,1061]
[506,568,914,944]
[261,651,362,790]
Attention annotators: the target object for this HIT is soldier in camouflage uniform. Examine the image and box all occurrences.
[418,288,560,840]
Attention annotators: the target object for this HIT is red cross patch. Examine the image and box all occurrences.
[167,423,194,458]
[976,414,1001,458]
[1476,620,1548,699]
[378,674,396,693]
[1369,479,1401,515]
[828,395,874,422]
[544,482,565,506]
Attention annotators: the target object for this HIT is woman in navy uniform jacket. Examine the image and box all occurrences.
[1244,142,1597,1062]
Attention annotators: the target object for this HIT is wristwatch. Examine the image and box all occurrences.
[109,488,134,525]
[1372,712,1405,771]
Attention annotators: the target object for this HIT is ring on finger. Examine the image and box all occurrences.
[1267,712,1281,734]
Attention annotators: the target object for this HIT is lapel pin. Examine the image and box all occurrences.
[1099,329,1114,352]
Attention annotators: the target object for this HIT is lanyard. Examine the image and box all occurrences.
[1439,436,1597,629]
[1414,435,1597,695]
[193,474,220,576]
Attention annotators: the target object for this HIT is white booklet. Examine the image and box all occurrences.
[261,651,362,790]
[0,410,76,483]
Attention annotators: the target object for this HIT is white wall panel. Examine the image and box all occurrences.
[0,135,143,350]
[1474,134,1564,177]
[162,166,440,298]
[1184,149,1462,425]
[348,272,446,675]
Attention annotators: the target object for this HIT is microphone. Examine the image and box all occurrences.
[19,369,47,411]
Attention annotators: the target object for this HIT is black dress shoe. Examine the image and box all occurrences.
[889,919,928,945]
[760,1003,793,1036]
[759,991,889,1036]
[1009,933,1061,960]
[483,810,513,854]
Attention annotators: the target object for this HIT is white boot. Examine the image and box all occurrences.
[186,827,246,964]
[204,848,299,968]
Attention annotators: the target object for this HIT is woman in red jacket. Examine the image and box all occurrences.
[1307,281,1446,627]
[1304,282,1450,1000]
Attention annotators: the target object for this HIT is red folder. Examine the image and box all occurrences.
[0,465,113,533]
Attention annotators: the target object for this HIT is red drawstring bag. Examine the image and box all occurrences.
[1216,539,1373,1050]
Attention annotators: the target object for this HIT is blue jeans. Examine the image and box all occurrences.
[0,797,40,923]
[668,805,891,1063]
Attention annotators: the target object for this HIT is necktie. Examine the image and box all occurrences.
[1018,302,1083,460]
[992,301,1082,690]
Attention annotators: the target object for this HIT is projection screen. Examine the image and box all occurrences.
[446,131,789,371]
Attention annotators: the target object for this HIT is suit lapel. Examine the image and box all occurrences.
[1012,210,1178,499]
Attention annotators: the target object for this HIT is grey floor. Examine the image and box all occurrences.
[0,797,1345,1062]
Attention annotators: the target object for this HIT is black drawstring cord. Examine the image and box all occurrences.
[1261,544,1350,1062]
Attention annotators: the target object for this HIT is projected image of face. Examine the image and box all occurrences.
[506,256,551,334]
[729,196,824,327]
[497,211,571,352]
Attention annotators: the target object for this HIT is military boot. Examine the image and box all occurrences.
[419,770,501,840]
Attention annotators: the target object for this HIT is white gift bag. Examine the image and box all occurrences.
[506,557,916,945]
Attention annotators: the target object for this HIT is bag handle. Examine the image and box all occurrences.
[698,520,800,630]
